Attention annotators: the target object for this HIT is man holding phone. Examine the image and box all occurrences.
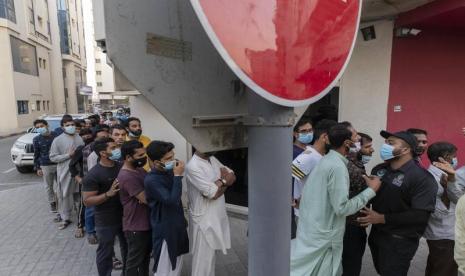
[83,138,127,276]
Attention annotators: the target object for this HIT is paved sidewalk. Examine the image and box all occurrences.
[0,183,428,276]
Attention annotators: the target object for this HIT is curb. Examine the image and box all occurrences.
[0,131,26,140]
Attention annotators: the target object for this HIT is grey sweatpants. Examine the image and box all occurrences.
[41,165,57,203]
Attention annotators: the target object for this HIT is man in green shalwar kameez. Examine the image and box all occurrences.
[291,123,381,276]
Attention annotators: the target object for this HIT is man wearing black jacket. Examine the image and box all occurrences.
[357,130,437,276]
[69,128,94,239]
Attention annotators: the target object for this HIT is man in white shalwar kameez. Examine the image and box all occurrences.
[291,123,380,276]
[49,117,84,229]
[186,151,236,276]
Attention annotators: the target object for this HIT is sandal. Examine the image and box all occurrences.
[74,228,85,238]
[53,215,62,223]
[59,220,72,230]
[87,233,98,245]
[113,257,123,270]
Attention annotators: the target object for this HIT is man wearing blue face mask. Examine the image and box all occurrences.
[82,137,127,276]
[357,130,437,276]
[50,115,84,230]
[33,119,58,213]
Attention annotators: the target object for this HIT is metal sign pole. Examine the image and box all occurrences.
[248,92,293,276]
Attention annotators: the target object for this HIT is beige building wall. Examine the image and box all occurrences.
[339,20,394,168]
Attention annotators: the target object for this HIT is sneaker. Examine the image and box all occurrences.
[87,233,98,245]
[50,202,58,213]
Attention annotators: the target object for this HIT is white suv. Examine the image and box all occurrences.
[10,114,91,173]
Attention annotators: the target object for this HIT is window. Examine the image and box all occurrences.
[36,100,41,111]
[0,0,16,23]
[38,57,42,68]
[37,15,43,27]
[10,36,38,76]
[43,59,46,69]
[96,71,101,75]
[42,101,45,110]
[95,58,101,63]
[97,82,102,87]
[17,101,29,115]
[47,100,50,110]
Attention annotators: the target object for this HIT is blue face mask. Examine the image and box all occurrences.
[361,155,372,164]
[380,143,396,161]
[37,127,48,135]
[109,148,121,161]
[297,132,313,144]
[452,157,458,169]
[164,160,176,171]
[64,125,76,135]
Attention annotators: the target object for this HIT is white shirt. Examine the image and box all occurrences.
[291,147,323,217]
[186,154,231,253]
[87,151,98,171]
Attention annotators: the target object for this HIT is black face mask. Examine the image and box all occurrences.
[129,129,142,137]
[324,143,331,154]
[83,137,94,145]
[131,156,147,168]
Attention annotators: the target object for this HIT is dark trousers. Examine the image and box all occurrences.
[125,231,152,276]
[96,225,128,276]
[342,223,367,276]
[368,229,419,276]
[291,208,297,239]
[425,239,458,276]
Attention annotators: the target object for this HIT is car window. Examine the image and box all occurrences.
[46,119,61,131]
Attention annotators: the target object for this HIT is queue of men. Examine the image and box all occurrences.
[290,119,465,276]
[33,114,236,276]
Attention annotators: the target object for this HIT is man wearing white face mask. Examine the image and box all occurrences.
[49,115,84,230]
[342,132,374,276]
[357,130,437,276]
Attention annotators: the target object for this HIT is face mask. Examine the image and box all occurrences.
[361,155,372,164]
[324,143,331,153]
[131,156,147,168]
[37,127,48,135]
[452,157,458,169]
[297,132,313,144]
[129,129,142,137]
[349,141,361,154]
[109,148,122,161]
[380,143,396,161]
[164,160,176,170]
[64,126,76,135]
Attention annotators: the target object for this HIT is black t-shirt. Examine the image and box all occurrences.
[82,162,123,227]
[370,160,437,238]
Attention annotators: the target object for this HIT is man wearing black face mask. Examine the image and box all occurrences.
[118,140,151,276]
[357,130,437,276]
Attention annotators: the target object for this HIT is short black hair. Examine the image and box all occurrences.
[407,128,428,136]
[60,114,73,126]
[88,114,100,127]
[314,119,337,140]
[126,117,141,127]
[293,118,312,133]
[79,128,93,136]
[358,132,372,146]
[339,121,353,128]
[146,141,174,161]
[110,124,127,135]
[92,137,114,157]
[328,123,352,149]
[33,119,48,126]
[121,140,144,159]
[427,142,457,163]
[74,119,84,128]
[94,124,109,136]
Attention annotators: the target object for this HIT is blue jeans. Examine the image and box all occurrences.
[85,206,96,234]
[95,225,128,276]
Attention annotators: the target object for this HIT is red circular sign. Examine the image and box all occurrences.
[191,0,361,106]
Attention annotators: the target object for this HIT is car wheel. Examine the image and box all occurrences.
[16,166,32,174]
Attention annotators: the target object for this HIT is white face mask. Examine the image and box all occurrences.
[361,155,372,164]
[349,142,362,154]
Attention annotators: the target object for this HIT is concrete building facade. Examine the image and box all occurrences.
[0,0,87,134]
